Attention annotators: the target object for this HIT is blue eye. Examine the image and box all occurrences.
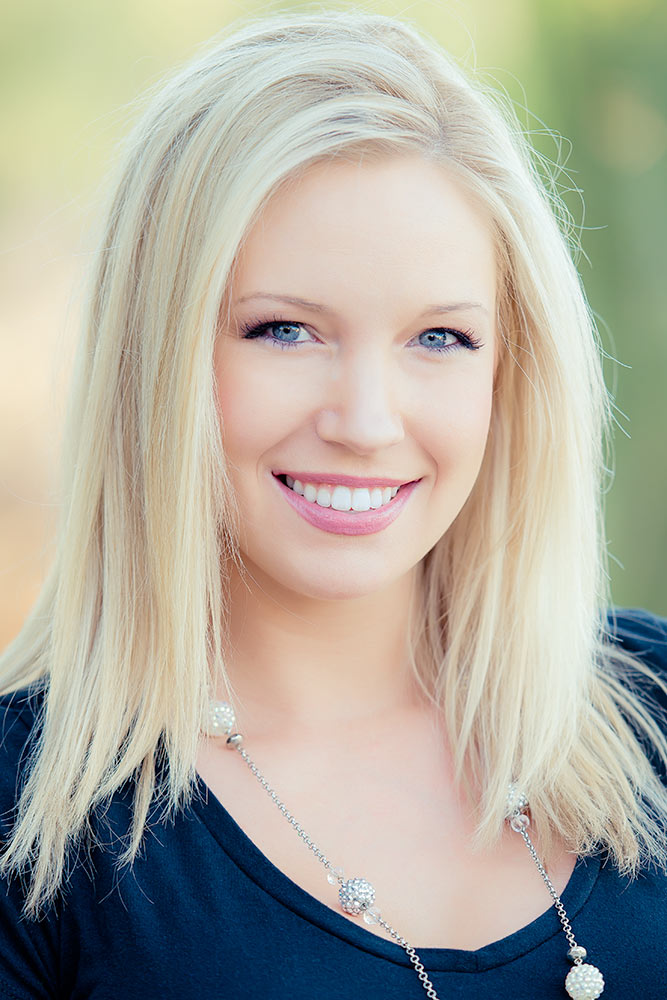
[417,329,469,352]
[420,331,449,348]
[239,317,482,353]
[240,319,311,350]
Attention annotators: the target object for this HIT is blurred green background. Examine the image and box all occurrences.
[1,0,665,648]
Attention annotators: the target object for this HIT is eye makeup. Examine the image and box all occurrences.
[237,315,483,354]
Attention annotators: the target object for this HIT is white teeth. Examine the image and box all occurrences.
[369,488,384,509]
[282,475,406,512]
[331,486,352,511]
[351,490,371,512]
[316,486,332,507]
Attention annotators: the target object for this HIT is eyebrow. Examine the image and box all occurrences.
[235,292,489,318]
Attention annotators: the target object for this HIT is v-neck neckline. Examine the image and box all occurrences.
[190,774,602,973]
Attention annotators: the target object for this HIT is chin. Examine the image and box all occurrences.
[284,574,392,603]
[259,554,409,602]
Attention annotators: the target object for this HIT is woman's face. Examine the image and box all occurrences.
[214,154,498,601]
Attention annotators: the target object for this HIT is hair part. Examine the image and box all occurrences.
[1,7,665,918]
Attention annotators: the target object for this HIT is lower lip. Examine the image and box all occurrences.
[272,475,421,536]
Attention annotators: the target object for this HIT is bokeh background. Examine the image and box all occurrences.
[1,0,665,651]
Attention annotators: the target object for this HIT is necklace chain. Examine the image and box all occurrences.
[235,742,441,998]
[209,702,605,999]
[515,823,579,953]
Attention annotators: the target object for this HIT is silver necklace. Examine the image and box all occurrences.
[207,700,605,999]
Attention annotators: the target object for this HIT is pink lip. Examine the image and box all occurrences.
[272,475,420,536]
[273,471,415,488]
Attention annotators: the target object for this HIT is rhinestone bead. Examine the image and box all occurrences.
[207,700,236,736]
[565,963,605,999]
[339,877,375,915]
[506,782,529,817]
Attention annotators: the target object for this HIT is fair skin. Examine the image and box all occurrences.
[197,154,576,949]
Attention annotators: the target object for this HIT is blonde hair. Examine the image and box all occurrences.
[1,8,666,918]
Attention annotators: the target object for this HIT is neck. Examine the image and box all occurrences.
[220,561,424,738]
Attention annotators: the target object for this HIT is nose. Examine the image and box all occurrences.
[315,348,405,455]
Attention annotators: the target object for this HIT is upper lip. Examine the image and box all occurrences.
[273,471,418,488]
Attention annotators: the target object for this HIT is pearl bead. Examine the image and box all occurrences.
[565,963,605,999]
[207,700,236,736]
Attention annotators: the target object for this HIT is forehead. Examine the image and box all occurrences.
[229,155,497,320]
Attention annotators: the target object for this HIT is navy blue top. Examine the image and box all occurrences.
[1,608,666,999]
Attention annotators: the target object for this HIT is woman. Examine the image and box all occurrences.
[0,9,665,999]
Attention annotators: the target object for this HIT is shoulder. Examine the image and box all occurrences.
[0,685,60,997]
[604,606,667,665]
[603,606,667,687]
[603,607,667,779]
[602,606,667,705]
[0,684,45,818]
[0,684,44,731]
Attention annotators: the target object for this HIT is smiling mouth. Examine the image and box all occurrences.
[275,473,408,512]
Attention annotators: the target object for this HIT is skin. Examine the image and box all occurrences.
[212,154,498,736]
[200,155,576,949]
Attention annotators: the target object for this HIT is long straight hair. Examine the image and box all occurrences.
[1,8,666,918]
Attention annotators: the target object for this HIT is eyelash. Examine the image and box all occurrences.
[238,314,483,354]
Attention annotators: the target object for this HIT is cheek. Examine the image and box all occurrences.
[415,368,495,472]
[214,350,309,472]
[214,353,264,470]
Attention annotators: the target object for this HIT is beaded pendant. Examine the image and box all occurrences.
[564,963,605,999]
[207,704,607,999]
[506,784,605,999]
[339,877,376,915]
